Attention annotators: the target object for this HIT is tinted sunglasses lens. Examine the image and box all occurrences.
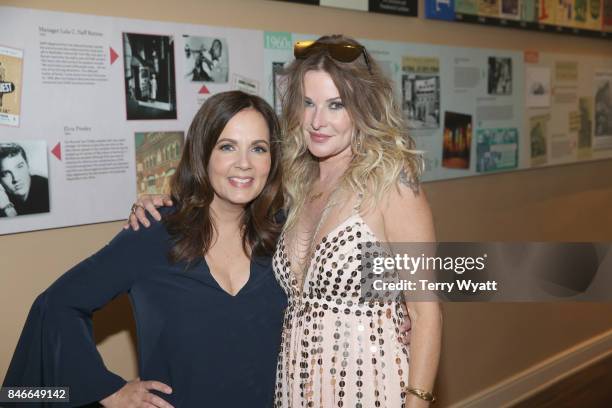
[294,41,368,69]
[329,44,363,62]
[294,41,316,58]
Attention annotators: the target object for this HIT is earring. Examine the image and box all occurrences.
[354,133,362,150]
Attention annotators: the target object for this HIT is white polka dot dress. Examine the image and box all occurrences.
[272,213,410,408]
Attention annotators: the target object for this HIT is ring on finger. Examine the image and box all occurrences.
[130,202,144,214]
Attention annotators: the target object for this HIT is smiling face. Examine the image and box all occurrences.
[208,108,271,210]
[302,70,354,160]
[0,153,31,201]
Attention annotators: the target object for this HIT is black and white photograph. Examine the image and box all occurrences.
[530,114,549,166]
[578,97,593,150]
[488,57,513,95]
[402,73,440,129]
[0,141,49,218]
[123,33,177,120]
[594,76,612,138]
[183,35,229,83]
[272,61,285,115]
[525,66,551,108]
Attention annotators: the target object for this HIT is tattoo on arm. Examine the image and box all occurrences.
[399,169,420,196]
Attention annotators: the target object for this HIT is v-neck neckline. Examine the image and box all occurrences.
[283,213,361,294]
[202,256,253,297]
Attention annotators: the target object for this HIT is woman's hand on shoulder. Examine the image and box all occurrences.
[124,194,173,231]
[100,378,174,408]
[381,178,435,243]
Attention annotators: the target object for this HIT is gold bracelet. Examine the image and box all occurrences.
[405,386,436,403]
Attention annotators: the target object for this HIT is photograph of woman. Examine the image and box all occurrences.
[2,91,287,407]
[130,35,442,407]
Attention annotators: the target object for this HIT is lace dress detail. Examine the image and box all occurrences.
[272,213,410,407]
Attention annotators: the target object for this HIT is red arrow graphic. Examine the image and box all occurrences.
[51,142,61,161]
[110,47,119,65]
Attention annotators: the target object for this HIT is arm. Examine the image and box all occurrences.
[124,194,173,230]
[381,182,442,408]
[2,227,173,407]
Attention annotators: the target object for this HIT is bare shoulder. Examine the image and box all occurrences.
[379,175,435,242]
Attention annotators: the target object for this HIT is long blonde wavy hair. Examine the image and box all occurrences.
[280,34,423,230]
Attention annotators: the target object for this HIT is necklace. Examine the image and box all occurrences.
[309,171,345,203]
[292,186,342,291]
[309,191,324,202]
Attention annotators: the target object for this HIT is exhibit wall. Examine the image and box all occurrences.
[1,0,611,406]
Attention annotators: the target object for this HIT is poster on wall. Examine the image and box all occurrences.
[402,57,440,129]
[1,5,612,234]
[0,141,49,218]
[135,131,184,195]
[479,0,501,18]
[605,0,612,31]
[500,0,520,20]
[0,6,265,235]
[526,66,551,108]
[577,96,593,157]
[442,111,473,169]
[488,57,513,95]
[183,35,229,83]
[476,128,519,172]
[425,0,612,38]
[263,31,310,116]
[123,33,177,120]
[0,45,23,127]
[272,61,286,114]
[523,52,612,166]
[594,71,612,149]
[278,0,418,17]
[530,114,550,166]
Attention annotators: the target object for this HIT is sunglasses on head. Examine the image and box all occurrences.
[293,40,371,73]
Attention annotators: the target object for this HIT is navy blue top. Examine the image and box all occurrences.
[3,213,287,407]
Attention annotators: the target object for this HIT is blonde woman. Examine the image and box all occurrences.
[130,35,441,407]
[273,35,441,408]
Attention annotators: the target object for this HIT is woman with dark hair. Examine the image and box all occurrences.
[2,91,287,407]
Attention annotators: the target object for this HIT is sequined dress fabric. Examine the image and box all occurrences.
[272,213,410,407]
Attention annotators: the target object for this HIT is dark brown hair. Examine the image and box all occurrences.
[165,91,283,264]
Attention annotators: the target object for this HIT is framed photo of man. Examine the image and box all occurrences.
[0,140,49,218]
